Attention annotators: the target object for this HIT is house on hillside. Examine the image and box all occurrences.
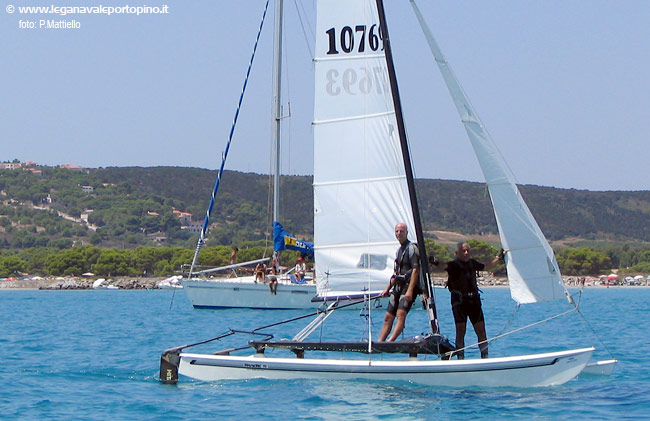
[172,208,193,226]
[182,221,203,234]
[147,231,167,243]
[40,194,54,205]
[80,210,94,223]
[26,168,42,176]
[0,162,22,170]
[59,164,84,171]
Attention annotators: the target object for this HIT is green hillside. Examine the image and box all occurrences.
[1,165,650,251]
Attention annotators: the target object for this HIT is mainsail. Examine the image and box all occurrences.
[313,0,415,294]
[410,0,566,304]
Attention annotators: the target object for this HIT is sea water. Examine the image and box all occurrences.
[1,287,648,419]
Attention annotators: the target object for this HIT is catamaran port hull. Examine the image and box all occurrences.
[177,347,594,387]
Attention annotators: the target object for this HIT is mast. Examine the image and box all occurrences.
[270,0,284,270]
[272,0,283,223]
[375,0,439,334]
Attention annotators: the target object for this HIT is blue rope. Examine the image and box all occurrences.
[189,0,271,275]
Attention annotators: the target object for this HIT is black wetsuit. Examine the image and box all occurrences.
[445,258,485,325]
[386,241,420,316]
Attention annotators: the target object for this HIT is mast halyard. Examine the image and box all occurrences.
[375,0,439,334]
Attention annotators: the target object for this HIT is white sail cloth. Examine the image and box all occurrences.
[313,0,415,294]
[410,0,566,304]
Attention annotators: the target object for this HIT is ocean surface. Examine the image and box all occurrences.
[1,287,648,420]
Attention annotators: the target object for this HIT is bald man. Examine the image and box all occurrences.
[378,222,423,342]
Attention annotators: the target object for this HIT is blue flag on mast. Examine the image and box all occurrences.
[273,221,314,257]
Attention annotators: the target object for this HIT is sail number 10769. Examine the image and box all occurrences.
[325,24,384,55]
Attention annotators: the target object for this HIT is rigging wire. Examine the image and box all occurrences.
[282,17,293,176]
[170,1,272,311]
[458,288,616,361]
[572,289,617,358]
[187,0,272,278]
[492,303,521,341]
[292,0,314,59]
[449,305,579,359]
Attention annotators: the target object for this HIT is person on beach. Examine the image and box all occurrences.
[378,222,426,342]
[430,242,504,359]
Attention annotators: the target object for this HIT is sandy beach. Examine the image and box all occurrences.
[0,276,166,290]
[1,275,646,290]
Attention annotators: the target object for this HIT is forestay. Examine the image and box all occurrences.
[313,0,414,295]
[410,0,565,304]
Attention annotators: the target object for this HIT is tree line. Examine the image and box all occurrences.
[2,240,648,278]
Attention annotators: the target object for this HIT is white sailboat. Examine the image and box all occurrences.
[181,0,318,310]
[160,0,613,387]
[182,261,317,309]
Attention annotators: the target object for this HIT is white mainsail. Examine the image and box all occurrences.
[313,0,415,295]
[410,0,566,304]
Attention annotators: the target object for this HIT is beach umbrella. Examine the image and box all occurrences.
[82,272,95,277]
[606,274,618,280]
[634,275,644,281]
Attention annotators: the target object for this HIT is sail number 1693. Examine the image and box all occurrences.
[325,24,384,55]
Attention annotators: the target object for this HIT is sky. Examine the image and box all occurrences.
[2,0,649,192]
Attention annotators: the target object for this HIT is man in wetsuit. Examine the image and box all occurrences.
[378,222,426,342]
[431,242,504,359]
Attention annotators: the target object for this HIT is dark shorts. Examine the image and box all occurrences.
[386,283,417,316]
[451,292,484,325]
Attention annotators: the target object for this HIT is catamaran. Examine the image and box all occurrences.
[160,0,616,387]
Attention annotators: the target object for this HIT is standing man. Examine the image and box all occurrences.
[430,242,504,359]
[228,247,239,278]
[378,222,425,342]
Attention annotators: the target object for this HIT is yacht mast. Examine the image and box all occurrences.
[272,0,284,223]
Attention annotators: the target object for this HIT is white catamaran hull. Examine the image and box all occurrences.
[182,277,317,309]
[178,347,594,387]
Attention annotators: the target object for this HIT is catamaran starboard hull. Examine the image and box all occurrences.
[177,347,594,387]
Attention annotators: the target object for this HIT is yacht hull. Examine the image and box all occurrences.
[182,277,317,310]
